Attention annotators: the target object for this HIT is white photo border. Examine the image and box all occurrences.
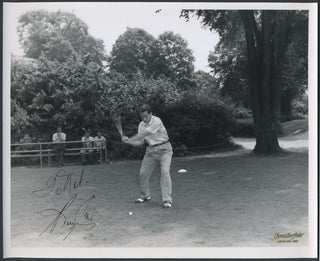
[3,1,318,259]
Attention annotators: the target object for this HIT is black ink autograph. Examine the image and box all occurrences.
[32,168,85,198]
[39,193,97,240]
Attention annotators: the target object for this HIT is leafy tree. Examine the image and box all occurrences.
[12,11,237,159]
[165,90,234,148]
[108,29,196,91]
[207,10,307,119]
[13,10,109,142]
[108,28,156,76]
[182,10,308,154]
[208,40,250,107]
[11,53,108,142]
[49,54,109,137]
[11,100,30,143]
[278,11,308,120]
[11,55,37,142]
[193,70,218,93]
[17,10,107,64]
[152,31,195,90]
[103,72,180,117]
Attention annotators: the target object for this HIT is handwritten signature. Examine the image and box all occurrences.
[33,168,98,240]
[39,193,97,240]
[32,168,85,198]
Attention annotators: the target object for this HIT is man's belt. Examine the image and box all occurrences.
[149,140,169,147]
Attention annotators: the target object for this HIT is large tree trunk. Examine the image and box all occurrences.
[240,10,282,154]
[272,11,292,133]
[280,89,293,121]
[272,85,284,135]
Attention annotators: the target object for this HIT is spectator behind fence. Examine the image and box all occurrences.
[52,126,66,167]
[81,129,94,165]
[94,130,106,163]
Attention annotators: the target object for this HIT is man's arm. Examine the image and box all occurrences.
[122,136,145,146]
[129,119,162,142]
[102,137,106,149]
[89,137,95,147]
[127,132,148,143]
[81,137,86,147]
[123,117,162,145]
[53,133,66,142]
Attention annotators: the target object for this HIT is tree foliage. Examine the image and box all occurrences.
[11,56,36,142]
[108,28,156,76]
[152,31,195,89]
[12,10,236,159]
[278,11,308,119]
[204,10,308,115]
[108,28,196,90]
[193,70,219,93]
[208,44,249,107]
[103,72,180,115]
[11,53,108,142]
[181,9,308,154]
[18,10,107,64]
[13,10,109,142]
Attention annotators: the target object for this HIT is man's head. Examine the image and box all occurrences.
[57,126,62,133]
[85,129,91,138]
[97,130,102,137]
[139,104,152,124]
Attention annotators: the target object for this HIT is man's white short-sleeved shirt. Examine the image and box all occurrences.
[94,136,106,149]
[52,132,66,142]
[82,136,94,148]
[138,115,169,146]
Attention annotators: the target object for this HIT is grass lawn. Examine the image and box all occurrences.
[11,147,308,247]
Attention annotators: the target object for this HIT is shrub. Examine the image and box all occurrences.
[164,92,235,148]
[231,118,255,137]
[107,141,145,160]
[292,94,308,115]
[231,106,252,119]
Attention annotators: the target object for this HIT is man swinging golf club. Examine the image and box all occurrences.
[121,104,173,208]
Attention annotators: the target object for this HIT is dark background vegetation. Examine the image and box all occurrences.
[11,10,308,161]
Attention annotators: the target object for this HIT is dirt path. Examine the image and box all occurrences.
[232,132,308,151]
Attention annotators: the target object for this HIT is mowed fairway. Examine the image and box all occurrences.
[11,149,308,247]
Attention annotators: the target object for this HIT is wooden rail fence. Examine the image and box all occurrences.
[11,140,107,167]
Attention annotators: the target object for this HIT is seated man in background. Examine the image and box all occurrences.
[94,130,106,163]
[80,129,94,165]
[52,126,66,167]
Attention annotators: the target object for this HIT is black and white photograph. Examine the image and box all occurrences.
[3,1,318,259]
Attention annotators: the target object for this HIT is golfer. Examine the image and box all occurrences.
[122,104,173,208]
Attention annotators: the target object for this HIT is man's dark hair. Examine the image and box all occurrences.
[139,104,152,114]
[84,128,91,134]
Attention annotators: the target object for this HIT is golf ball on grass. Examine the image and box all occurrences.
[129,212,133,215]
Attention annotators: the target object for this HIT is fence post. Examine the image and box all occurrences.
[48,149,51,167]
[40,143,43,168]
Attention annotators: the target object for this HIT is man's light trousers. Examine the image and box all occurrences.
[138,142,173,203]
